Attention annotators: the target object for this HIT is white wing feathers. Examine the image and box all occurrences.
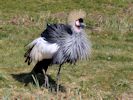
[26,37,59,62]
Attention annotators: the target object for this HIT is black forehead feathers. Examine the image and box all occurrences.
[78,18,83,23]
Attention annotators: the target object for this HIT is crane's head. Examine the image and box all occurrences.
[67,10,86,32]
[72,18,86,33]
[75,18,86,29]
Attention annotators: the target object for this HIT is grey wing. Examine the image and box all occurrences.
[41,24,72,44]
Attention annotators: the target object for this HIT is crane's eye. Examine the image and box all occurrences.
[78,18,83,23]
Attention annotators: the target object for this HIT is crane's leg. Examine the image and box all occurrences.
[56,64,62,92]
[31,61,44,74]
[43,69,49,88]
[31,59,51,88]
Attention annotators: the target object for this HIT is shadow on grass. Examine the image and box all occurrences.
[11,72,66,92]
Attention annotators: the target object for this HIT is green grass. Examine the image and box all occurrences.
[0,0,133,99]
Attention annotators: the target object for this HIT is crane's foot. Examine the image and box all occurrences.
[42,75,50,88]
[56,64,62,93]
[56,74,60,93]
[56,83,60,93]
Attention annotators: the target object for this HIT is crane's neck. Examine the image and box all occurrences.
[72,25,83,34]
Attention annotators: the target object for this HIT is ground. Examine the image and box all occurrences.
[0,0,133,99]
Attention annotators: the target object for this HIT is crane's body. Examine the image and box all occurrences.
[24,10,91,91]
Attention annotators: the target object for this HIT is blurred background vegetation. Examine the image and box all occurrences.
[0,0,133,99]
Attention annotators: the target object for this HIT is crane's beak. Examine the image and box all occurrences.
[80,23,86,28]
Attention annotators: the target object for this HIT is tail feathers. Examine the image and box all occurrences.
[24,44,35,65]
[24,37,40,65]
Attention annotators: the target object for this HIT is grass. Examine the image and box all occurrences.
[0,0,133,99]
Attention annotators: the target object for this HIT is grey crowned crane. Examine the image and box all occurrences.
[24,10,91,91]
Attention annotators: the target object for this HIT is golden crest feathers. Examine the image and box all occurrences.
[67,9,86,25]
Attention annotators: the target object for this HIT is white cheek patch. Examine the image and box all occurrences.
[75,20,80,26]
[73,20,82,33]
